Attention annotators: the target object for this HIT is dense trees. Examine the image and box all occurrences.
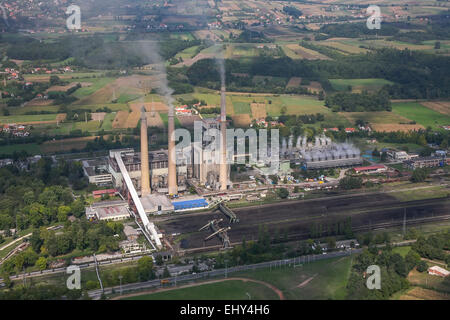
[411,168,428,183]
[411,231,450,263]
[325,91,391,112]
[3,34,202,69]
[186,47,450,99]
[1,219,124,276]
[0,158,89,231]
[346,247,412,299]
[339,176,363,190]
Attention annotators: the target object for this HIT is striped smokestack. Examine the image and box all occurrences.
[168,103,178,195]
[140,107,151,196]
[219,85,227,191]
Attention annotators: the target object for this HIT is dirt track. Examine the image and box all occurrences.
[113,277,285,300]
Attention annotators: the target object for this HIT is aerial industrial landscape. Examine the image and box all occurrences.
[0,0,449,304]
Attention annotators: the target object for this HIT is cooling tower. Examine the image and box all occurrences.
[140,107,151,196]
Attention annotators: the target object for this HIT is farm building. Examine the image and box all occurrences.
[428,266,449,277]
[354,165,387,174]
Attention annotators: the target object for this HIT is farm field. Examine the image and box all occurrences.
[6,105,60,115]
[0,114,58,124]
[340,111,424,132]
[23,72,104,82]
[40,136,100,153]
[391,185,450,202]
[356,39,434,51]
[73,121,101,133]
[392,102,450,130]
[71,77,116,100]
[398,268,450,300]
[329,78,394,93]
[121,279,280,300]
[100,113,116,131]
[320,40,369,54]
[267,95,328,116]
[0,143,41,155]
[421,101,450,116]
[282,44,330,60]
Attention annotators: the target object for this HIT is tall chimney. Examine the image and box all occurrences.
[168,104,178,195]
[219,85,227,191]
[140,107,151,196]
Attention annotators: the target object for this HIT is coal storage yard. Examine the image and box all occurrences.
[157,193,450,250]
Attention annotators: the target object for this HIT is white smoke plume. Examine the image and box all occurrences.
[133,41,175,109]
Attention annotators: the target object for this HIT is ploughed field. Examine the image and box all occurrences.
[158,193,450,249]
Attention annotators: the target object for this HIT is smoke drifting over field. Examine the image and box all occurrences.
[134,42,175,108]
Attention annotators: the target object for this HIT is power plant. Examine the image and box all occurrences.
[287,134,363,169]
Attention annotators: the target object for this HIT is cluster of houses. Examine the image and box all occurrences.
[175,105,199,116]
[29,66,73,74]
[250,118,284,128]
[0,124,30,137]
[2,68,20,80]
[323,127,358,133]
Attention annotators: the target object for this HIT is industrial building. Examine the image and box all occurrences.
[385,149,418,161]
[354,165,387,174]
[85,200,131,221]
[285,135,362,169]
[82,159,113,186]
[108,148,189,195]
[403,156,450,170]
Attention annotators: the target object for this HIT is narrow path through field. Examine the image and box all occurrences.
[297,274,318,288]
[112,277,285,300]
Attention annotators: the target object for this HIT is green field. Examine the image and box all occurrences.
[232,101,251,114]
[100,113,116,131]
[71,77,115,99]
[231,256,353,300]
[116,93,142,104]
[120,255,353,300]
[392,246,412,258]
[6,105,60,115]
[174,45,201,61]
[392,102,450,130]
[391,185,450,202]
[122,280,280,300]
[0,143,41,155]
[0,114,57,124]
[267,96,328,116]
[330,78,394,92]
[74,121,101,132]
